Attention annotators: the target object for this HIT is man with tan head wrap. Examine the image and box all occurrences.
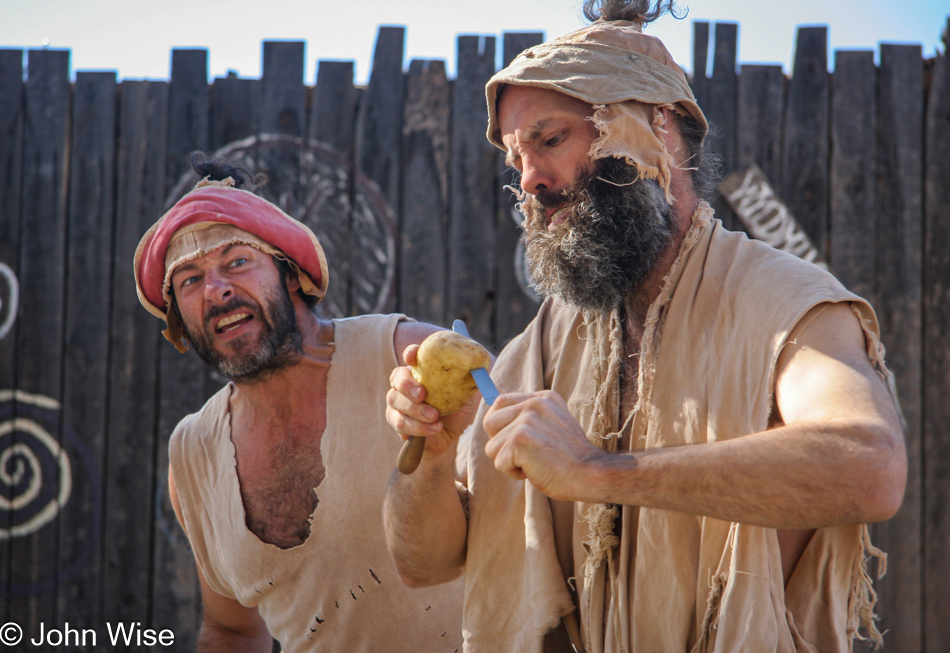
[135,158,462,652]
[383,1,906,651]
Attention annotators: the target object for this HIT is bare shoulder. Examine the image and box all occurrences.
[778,302,867,369]
[393,320,444,366]
[775,301,899,428]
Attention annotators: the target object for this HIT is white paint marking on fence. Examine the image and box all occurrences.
[719,165,828,270]
[0,262,18,341]
[0,396,72,539]
[0,389,61,410]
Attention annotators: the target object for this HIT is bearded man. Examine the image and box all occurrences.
[134,158,462,652]
[382,1,906,651]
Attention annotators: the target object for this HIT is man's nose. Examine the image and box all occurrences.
[203,270,233,303]
[519,156,555,196]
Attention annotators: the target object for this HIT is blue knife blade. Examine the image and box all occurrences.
[452,319,500,406]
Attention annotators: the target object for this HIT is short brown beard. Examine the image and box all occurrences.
[521,157,675,315]
[179,273,303,384]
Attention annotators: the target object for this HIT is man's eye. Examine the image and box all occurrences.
[228,257,248,268]
[180,276,198,288]
[545,133,564,147]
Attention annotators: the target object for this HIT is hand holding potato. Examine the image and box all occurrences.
[395,330,490,474]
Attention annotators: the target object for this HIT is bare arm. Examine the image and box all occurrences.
[483,302,906,529]
[195,573,272,653]
[383,343,472,587]
[392,320,442,367]
[168,469,273,653]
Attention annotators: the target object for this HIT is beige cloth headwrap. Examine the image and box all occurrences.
[485,19,707,200]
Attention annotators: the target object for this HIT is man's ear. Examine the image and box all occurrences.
[285,272,302,294]
[274,256,302,294]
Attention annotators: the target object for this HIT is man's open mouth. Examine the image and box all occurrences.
[215,312,253,333]
[548,206,569,230]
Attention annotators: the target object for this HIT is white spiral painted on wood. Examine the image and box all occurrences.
[0,391,72,539]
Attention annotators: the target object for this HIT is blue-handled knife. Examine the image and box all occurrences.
[452,319,499,406]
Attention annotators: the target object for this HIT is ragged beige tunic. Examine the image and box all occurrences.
[458,206,892,653]
[170,313,463,653]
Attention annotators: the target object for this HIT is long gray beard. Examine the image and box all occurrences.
[522,157,675,315]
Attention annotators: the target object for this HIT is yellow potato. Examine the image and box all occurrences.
[411,330,490,415]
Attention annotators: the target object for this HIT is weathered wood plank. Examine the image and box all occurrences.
[210,74,261,151]
[923,32,950,653]
[166,48,209,185]
[495,32,544,347]
[829,51,876,303]
[706,23,738,231]
[311,61,358,315]
[56,71,115,637]
[356,26,405,210]
[781,27,829,257]
[355,26,404,314]
[261,41,306,137]
[151,49,209,651]
[867,43,924,653]
[0,49,22,386]
[259,40,307,213]
[103,79,168,626]
[8,47,70,635]
[312,61,358,156]
[399,59,450,326]
[707,23,738,170]
[736,65,784,185]
[152,341,203,653]
[690,22,710,109]
[449,35,497,346]
[0,49,23,616]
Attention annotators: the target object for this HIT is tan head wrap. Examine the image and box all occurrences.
[486,19,707,200]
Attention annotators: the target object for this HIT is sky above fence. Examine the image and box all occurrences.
[1,0,947,83]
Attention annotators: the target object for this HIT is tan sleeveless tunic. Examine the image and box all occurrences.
[458,207,892,652]
[170,313,463,652]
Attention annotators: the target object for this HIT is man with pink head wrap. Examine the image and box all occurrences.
[383,2,906,651]
[136,158,462,652]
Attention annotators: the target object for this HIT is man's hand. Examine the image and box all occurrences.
[483,390,606,501]
[386,344,481,459]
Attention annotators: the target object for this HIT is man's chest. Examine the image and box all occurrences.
[233,421,328,549]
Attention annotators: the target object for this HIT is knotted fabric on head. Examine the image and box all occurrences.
[133,178,330,353]
[485,19,707,201]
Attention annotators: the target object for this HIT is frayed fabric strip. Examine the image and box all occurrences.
[847,524,887,649]
[588,102,676,203]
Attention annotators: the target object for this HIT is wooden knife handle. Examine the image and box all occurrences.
[397,436,426,474]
